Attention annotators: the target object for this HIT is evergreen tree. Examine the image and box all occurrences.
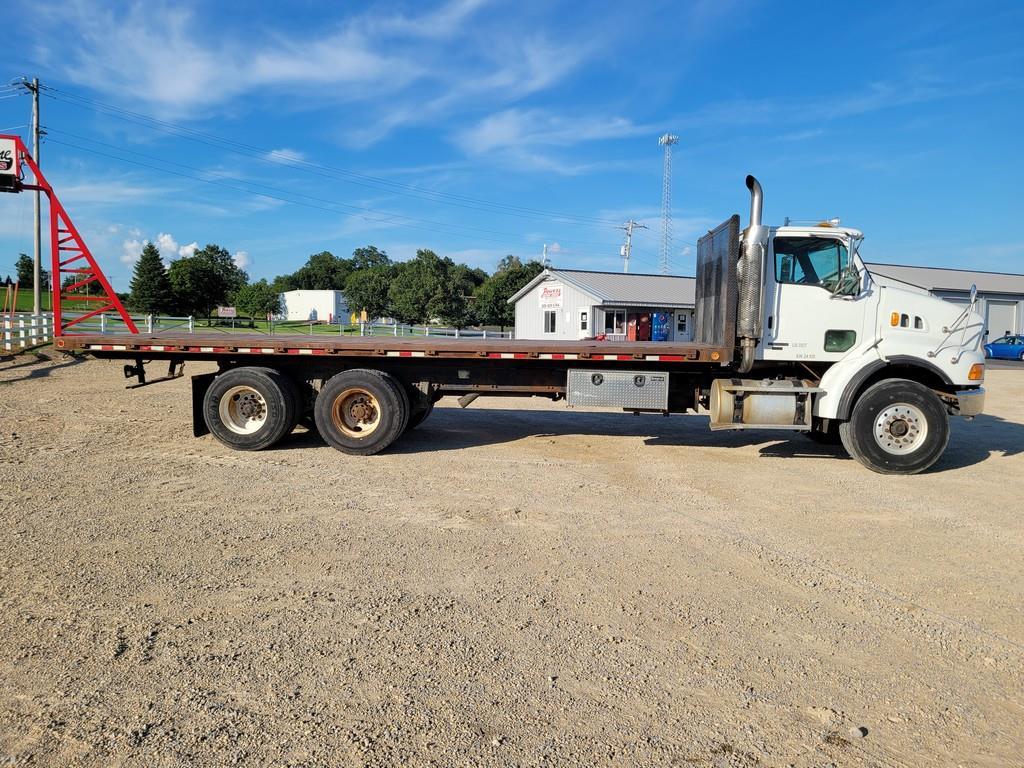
[15,253,33,285]
[128,242,173,314]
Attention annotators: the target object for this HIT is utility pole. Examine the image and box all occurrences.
[542,243,548,267]
[618,220,647,273]
[24,78,42,315]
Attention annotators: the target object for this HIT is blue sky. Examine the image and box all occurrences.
[1,0,1022,290]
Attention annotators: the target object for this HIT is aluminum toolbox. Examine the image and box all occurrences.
[566,369,669,410]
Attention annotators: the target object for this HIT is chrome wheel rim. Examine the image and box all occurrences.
[332,388,382,438]
[219,385,268,435]
[874,403,928,455]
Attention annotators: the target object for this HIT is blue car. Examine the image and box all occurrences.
[984,334,1024,360]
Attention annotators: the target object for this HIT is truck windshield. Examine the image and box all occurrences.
[774,237,849,292]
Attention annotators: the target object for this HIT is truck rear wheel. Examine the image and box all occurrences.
[314,369,409,455]
[406,401,434,432]
[203,367,298,451]
[405,388,435,432]
[838,378,949,474]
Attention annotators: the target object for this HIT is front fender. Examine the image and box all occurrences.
[815,353,955,420]
[814,351,883,420]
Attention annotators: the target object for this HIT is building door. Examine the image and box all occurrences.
[986,300,1018,337]
[578,308,590,339]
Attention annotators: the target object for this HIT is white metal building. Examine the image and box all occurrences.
[865,263,1024,337]
[278,290,348,323]
[510,269,695,342]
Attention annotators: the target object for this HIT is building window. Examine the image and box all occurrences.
[677,313,687,333]
[544,311,557,333]
[604,309,626,335]
[580,311,588,331]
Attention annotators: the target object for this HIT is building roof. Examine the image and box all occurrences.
[509,268,695,308]
[865,263,1024,295]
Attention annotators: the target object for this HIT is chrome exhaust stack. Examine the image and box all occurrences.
[736,175,768,373]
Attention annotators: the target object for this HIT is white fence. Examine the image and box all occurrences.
[2,314,53,353]
[2,312,513,349]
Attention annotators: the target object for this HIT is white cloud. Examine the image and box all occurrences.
[155,232,179,261]
[25,1,597,150]
[265,148,306,165]
[547,242,562,253]
[121,238,146,265]
[232,250,252,270]
[456,109,651,155]
[31,1,478,114]
[119,232,197,265]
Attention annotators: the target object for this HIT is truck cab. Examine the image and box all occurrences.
[698,176,986,474]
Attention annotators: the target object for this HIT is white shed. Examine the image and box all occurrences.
[278,290,348,322]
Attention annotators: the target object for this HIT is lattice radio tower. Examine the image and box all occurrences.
[657,133,679,275]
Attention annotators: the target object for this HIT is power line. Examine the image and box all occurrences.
[39,84,625,229]
[43,135,623,259]
[45,129,627,250]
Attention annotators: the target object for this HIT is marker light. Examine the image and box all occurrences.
[890,312,900,326]
[968,363,985,381]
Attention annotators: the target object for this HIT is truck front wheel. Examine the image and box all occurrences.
[203,367,298,451]
[838,378,949,474]
[314,369,409,455]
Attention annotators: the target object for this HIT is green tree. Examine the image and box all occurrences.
[350,245,391,273]
[15,253,32,285]
[233,279,282,318]
[387,250,448,324]
[290,251,350,290]
[194,243,248,294]
[14,253,49,289]
[429,263,477,327]
[128,242,173,314]
[270,273,299,293]
[473,257,544,329]
[169,243,247,316]
[344,265,394,320]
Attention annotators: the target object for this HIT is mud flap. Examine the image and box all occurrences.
[191,372,216,437]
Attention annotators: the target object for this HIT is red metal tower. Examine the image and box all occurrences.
[0,133,137,335]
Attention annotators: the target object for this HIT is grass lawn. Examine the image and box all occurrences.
[5,288,99,314]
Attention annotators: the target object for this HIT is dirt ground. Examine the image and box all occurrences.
[1,353,1022,767]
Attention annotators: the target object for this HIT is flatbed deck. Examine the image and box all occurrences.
[57,332,732,365]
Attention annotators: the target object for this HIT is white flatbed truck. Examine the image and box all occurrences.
[1,132,987,474]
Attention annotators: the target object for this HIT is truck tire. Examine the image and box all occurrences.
[314,369,409,455]
[838,378,949,474]
[406,400,434,432]
[805,419,842,445]
[203,367,298,451]
[404,387,435,432]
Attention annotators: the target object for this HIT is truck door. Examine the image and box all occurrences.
[761,233,871,362]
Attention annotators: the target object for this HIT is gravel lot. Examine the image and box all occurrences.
[1,354,1022,767]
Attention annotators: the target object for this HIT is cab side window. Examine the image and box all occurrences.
[774,237,849,292]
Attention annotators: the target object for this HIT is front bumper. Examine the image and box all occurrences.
[955,387,986,418]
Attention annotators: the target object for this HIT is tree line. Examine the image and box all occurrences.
[121,242,543,328]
